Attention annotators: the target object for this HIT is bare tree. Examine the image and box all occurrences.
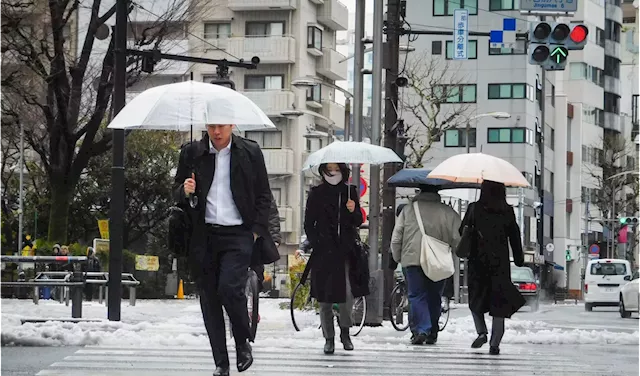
[1,0,202,243]
[402,54,472,168]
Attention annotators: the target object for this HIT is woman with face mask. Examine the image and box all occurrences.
[304,163,366,355]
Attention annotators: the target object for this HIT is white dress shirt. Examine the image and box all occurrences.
[205,139,244,226]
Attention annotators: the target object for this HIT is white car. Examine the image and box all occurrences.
[584,259,632,311]
[619,270,639,318]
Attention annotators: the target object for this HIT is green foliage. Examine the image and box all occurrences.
[288,262,316,311]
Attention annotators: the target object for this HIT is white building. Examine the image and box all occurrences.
[403,0,636,295]
[78,0,350,275]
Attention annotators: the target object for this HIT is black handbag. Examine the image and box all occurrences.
[168,205,191,257]
[455,204,477,258]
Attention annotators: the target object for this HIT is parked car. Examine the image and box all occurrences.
[584,259,632,312]
[511,265,540,312]
[619,270,639,318]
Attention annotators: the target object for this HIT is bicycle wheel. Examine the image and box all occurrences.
[389,282,410,332]
[290,281,318,331]
[246,270,260,341]
[351,296,367,336]
[438,296,450,332]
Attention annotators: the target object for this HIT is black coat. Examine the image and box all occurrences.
[304,183,367,303]
[460,202,525,318]
[172,134,279,280]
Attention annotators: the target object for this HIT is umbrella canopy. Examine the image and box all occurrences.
[427,153,530,188]
[387,168,481,189]
[107,81,275,132]
[302,141,402,171]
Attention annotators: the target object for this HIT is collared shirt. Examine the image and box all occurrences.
[205,139,244,226]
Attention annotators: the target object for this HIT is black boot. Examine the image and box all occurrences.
[411,333,427,345]
[340,328,354,351]
[489,346,500,355]
[213,366,230,376]
[471,333,488,349]
[324,338,335,354]
[424,330,438,345]
[236,342,253,372]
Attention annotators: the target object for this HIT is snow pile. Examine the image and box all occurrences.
[2,298,638,347]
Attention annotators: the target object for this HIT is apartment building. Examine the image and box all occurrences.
[402,0,637,293]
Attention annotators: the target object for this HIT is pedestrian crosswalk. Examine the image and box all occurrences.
[35,330,634,376]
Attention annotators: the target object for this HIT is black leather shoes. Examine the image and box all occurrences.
[489,346,500,355]
[213,366,230,376]
[340,329,354,351]
[471,334,488,349]
[236,342,253,372]
[324,338,335,354]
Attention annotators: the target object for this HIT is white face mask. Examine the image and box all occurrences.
[323,172,342,186]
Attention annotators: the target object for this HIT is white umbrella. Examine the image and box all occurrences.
[427,153,530,188]
[302,141,402,171]
[107,81,275,132]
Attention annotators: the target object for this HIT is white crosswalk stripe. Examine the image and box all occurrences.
[35,329,633,376]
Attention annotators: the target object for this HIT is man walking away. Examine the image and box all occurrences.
[84,247,101,301]
[173,124,276,376]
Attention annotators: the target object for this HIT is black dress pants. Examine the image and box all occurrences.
[198,225,253,369]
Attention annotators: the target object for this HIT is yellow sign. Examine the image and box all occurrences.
[93,238,109,254]
[98,219,109,239]
[135,255,159,271]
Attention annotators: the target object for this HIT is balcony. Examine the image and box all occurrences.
[605,39,621,58]
[241,90,295,117]
[605,3,623,23]
[263,148,294,175]
[227,36,295,64]
[319,100,346,130]
[277,206,295,233]
[317,48,347,81]
[310,0,324,3]
[228,0,297,10]
[604,112,622,132]
[604,76,621,95]
[318,0,348,31]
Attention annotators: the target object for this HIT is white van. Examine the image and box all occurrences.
[584,259,633,311]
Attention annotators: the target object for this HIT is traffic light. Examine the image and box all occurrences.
[619,217,639,226]
[528,22,588,71]
[565,249,571,261]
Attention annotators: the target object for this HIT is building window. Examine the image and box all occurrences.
[203,22,231,39]
[582,105,605,126]
[595,27,606,47]
[444,128,476,147]
[604,19,621,42]
[605,56,621,78]
[271,188,282,206]
[487,127,531,143]
[435,84,477,103]
[569,63,605,87]
[433,0,478,16]
[446,40,477,59]
[246,21,285,37]
[245,75,283,90]
[544,124,555,150]
[490,0,520,10]
[432,41,442,55]
[604,92,620,114]
[245,131,283,149]
[307,26,322,50]
[488,83,528,99]
[488,39,526,55]
[522,171,534,186]
[306,85,321,102]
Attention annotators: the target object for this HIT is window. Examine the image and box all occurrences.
[244,75,283,90]
[488,83,528,99]
[203,23,231,39]
[490,0,519,10]
[487,127,531,143]
[590,262,627,276]
[306,85,321,102]
[432,41,442,55]
[569,63,604,87]
[307,26,322,50]
[433,0,478,15]
[604,92,620,114]
[582,105,605,126]
[244,131,282,149]
[435,84,477,103]
[488,39,526,55]
[605,56,621,78]
[444,128,476,147]
[446,40,477,59]
[522,171,534,185]
[604,19,621,42]
[246,21,285,37]
[544,124,555,150]
[271,188,282,206]
[595,27,606,47]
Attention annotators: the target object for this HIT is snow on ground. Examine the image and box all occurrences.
[2,298,638,348]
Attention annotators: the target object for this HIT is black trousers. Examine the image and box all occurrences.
[199,225,253,369]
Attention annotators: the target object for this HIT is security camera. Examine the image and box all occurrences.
[251,56,260,65]
[396,77,409,87]
[533,201,543,209]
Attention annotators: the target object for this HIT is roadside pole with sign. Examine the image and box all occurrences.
[453,9,469,60]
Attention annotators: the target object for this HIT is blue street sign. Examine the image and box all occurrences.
[453,9,469,60]
[589,244,600,255]
[490,18,517,48]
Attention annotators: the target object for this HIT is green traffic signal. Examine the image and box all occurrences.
[565,249,571,261]
[550,46,568,64]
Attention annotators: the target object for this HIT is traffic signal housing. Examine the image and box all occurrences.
[528,22,588,71]
[619,217,639,226]
[567,24,589,50]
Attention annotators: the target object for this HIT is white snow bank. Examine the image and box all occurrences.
[2,298,638,347]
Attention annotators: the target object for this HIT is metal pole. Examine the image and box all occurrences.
[344,97,351,141]
[299,171,305,241]
[582,196,590,297]
[18,121,24,255]
[381,0,401,316]
[108,0,127,321]
[611,183,616,259]
[352,0,365,188]
[462,120,471,302]
[537,15,546,261]
[519,188,525,246]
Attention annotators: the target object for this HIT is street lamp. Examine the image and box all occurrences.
[465,112,511,153]
[606,170,640,258]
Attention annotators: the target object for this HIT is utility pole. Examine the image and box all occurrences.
[17,120,24,255]
[109,0,128,321]
[537,15,547,260]
[381,0,402,317]
[351,0,365,188]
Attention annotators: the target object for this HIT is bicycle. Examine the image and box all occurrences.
[290,252,367,336]
[388,273,450,332]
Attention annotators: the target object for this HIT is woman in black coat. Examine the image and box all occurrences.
[459,180,525,355]
[304,163,367,355]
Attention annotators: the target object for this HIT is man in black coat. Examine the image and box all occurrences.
[173,126,278,376]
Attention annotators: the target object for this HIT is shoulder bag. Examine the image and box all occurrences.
[414,202,455,282]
